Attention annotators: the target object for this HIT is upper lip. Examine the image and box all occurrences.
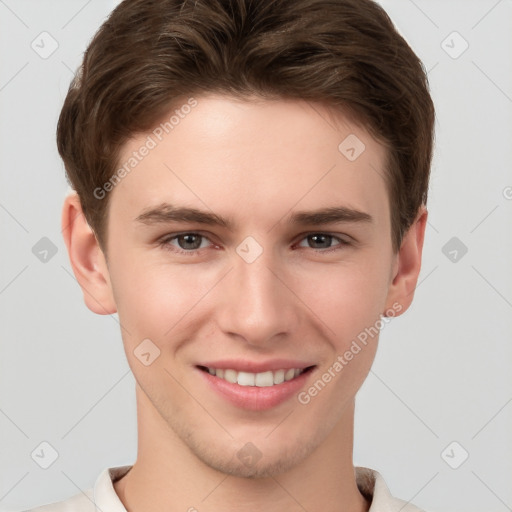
[197,359,316,373]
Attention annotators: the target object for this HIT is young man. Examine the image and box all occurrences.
[27,0,434,510]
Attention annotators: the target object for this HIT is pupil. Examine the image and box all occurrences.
[310,234,331,248]
[180,234,201,250]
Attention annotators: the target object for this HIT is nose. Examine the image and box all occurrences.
[215,245,300,347]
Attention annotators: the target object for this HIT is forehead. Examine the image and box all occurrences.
[109,94,390,229]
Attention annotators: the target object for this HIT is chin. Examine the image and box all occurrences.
[181,425,322,479]
[197,442,316,479]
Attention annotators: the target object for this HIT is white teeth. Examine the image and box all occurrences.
[255,371,274,387]
[224,369,237,384]
[237,371,255,386]
[273,369,285,384]
[206,367,307,386]
[284,369,295,381]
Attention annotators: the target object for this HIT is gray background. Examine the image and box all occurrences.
[1,1,511,511]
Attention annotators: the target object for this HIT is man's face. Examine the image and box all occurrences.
[103,94,399,476]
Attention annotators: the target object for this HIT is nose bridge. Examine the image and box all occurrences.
[217,240,296,344]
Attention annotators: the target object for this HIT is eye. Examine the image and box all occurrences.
[159,232,213,254]
[296,233,350,252]
[157,231,351,256]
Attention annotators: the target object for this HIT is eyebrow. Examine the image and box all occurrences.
[135,203,373,229]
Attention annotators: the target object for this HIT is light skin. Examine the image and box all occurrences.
[62,94,427,512]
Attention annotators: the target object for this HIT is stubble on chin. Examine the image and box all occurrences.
[164,410,328,479]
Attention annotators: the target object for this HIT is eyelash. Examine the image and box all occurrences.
[157,232,352,256]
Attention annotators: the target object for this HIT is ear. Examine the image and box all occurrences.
[383,205,428,316]
[61,191,117,315]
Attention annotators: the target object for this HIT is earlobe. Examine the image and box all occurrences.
[383,206,428,316]
[61,191,117,315]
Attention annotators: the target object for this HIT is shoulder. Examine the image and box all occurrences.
[19,488,95,512]
[356,466,429,512]
[19,465,132,512]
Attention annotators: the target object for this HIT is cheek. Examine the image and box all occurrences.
[109,255,218,340]
[294,257,390,346]
[295,262,387,409]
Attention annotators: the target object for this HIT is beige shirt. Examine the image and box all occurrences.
[23,465,426,512]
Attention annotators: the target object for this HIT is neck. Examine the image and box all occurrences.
[114,384,369,512]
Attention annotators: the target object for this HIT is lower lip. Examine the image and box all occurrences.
[197,368,315,411]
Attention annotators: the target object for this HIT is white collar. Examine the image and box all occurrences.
[91,464,425,512]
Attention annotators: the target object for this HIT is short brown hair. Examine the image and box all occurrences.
[57,0,435,254]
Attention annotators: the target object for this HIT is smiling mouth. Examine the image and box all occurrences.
[197,365,316,387]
